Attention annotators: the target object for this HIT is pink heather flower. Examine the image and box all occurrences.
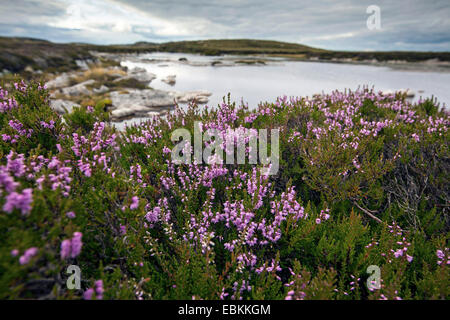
[11,249,19,257]
[3,188,33,215]
[130,196,139,210]
[406,255,413,263]
[120,225,126,235]
[61,232,83,259]
[315,218,321,224]
[436,250,444,259]
[95,280,104,299]
[394,249,403,258]
[0,171,19,193]
[411,133,420,142]
[66,211,76,219]
[19,247,38,265]
[60,239,72,260]
[145,206,160,223]
[71,232,83,258]
[83,288,94,300]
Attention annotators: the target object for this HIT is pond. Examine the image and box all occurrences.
[117,52,450,127]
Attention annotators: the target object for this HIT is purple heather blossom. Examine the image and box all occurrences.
[60,232,83,259]
[60,239,72,260]
[130,196,139,210]
[71,232,83,258]
[19,247,38,265]
[145,206,160,223]
[84,280,104,300]
[95,280,104,300]
[66,211,76,219]
[83,288,94,300]
[11,249,19,257]
[3,188,33,215]
[394,249,404,258]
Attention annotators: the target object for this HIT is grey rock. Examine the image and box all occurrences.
[173,90,212,104]
[109,89,175,119]
[93,85,109,94]
[50,99,80,114]
[113,67,156,84]
[75,59,90,70]
[161,75,176,86]
[46,73,72,89]
[61,79,95,96]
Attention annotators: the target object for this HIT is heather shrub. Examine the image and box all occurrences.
[0,81,448,300]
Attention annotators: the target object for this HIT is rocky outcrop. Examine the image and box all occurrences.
[50,99,80,114]
[93,85,109,94]
[46,73,73,89]
[109,89,175,120]
[61,79,95,96]
[162,75,176,86]
[172,90,212,104]
[114,67,156,83]
[382,89,415,98]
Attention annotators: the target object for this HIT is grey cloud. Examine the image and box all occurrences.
[0,0,448,51]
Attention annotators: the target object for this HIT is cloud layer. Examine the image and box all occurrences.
[0,0,449,51]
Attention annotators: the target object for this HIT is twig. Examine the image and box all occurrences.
[352,201,383,224]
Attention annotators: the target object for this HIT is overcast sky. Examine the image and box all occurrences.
[0,0,449,51]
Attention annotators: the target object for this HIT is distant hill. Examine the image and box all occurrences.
[156,39,327,55]
[1,36,449,74]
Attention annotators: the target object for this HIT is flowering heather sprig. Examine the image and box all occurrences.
[315,208,331,224]
[436,248,449,265]
[9,120,33,138]
[60,232,83,259]
[130,196,139,210]
[66,211,76,219]
[0,170,19,193]
[14,80,27,93]
[19,247,38,265]
[83,280,104,300]
[40,120,55,129]
[0,87,19,112]
[3,188,33,215]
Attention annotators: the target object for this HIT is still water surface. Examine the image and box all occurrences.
[118,52,450,126]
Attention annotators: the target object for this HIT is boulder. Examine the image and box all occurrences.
[113,67,156,83]
[75,59,89,70]
[61,79,95,96]
[162,75,176,86]
[24,66,34,73]
[173,90,212,104]
[109,89,175,119]
[46,73,72,89]
[93,85,109,94]
[50,99,80,114]
[382,89,415,98]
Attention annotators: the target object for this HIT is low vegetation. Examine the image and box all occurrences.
[0,80,448,299]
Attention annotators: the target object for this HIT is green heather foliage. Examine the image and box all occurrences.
[0,81,448,300]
